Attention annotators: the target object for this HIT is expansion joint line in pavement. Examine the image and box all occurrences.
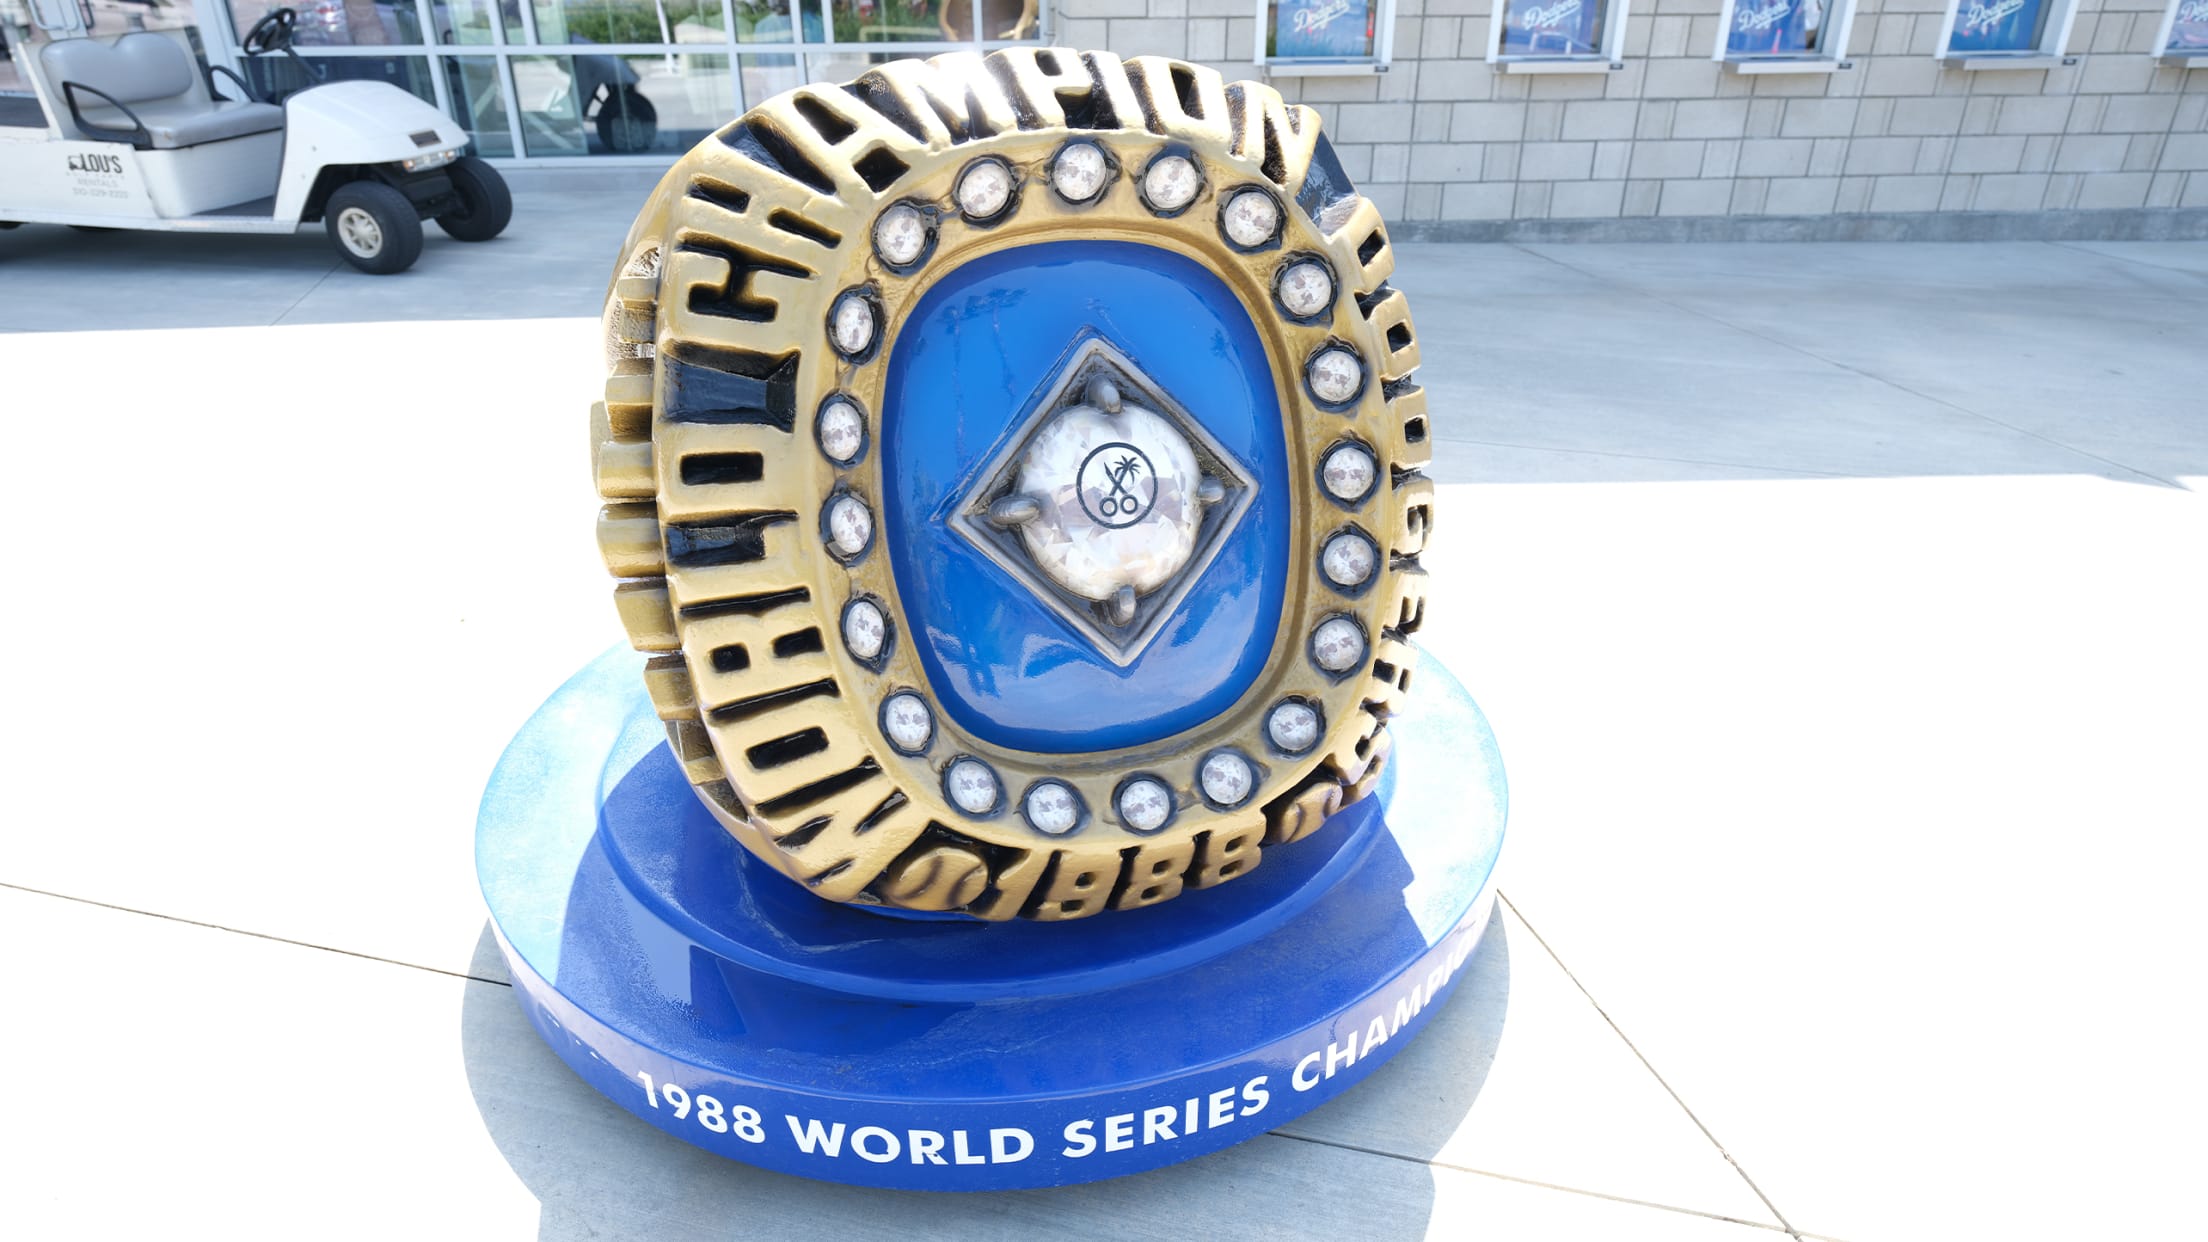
[2044,240,2208,279]
[1500,890,1807,1242]
[1435,435,1854,480]
[270,259,349,327]
[0,879,1831,1235]
[0,879,509,987]
[1271,1128,1798,1234]
[1503,243,2181,491]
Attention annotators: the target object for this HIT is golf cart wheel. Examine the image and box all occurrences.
[436,156,512,242]
[595,87,658,154]
[325,180,423,275]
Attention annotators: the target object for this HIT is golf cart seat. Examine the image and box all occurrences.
[40,33,283,150]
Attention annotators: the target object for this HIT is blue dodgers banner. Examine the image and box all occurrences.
[1945,0,2049,53]
[2170,0,2208,50]
[1272,0,1374,59]
[1498,0,1606,57]
[1725,0,1832,55]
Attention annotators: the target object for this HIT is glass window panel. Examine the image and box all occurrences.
[516,51,730,156]
[829,0,949,45]
[228,0,426,47]
[1945,0,2053,53]
[445,54,515,155]
[1264,0,1378,60]
[241,52,438,101]
[1496,0,1607,56]
[943,0,1037,40]
[736,0,825,42]
[1724,0,1836,55]
[2,30,37,103]
[804,51,873,82]
[735,1,808,99]
[424,0,508,45]
[739,53,802,109]
[532,0,725,45]
[2174,0,2208,50]
[87,0,200,33]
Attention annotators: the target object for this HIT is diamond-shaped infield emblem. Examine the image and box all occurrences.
[950,338,1259,667]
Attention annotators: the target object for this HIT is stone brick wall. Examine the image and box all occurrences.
[1052,0,2208,232]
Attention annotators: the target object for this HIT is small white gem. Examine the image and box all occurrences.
[1143,155,1201,212]
[1222,190,1280,248]
[842,599,886,661]
[827,495,873,557]
[1268,701,1320,753]
[818,399,864,463]
[946,759,999,815]
[1322,533,1377,588]
[1117,778,1172,833]
[1312,617,1367,673]
[1278,261,1334,318]
[1322,444,1378,501]
[883,692,933,752]
[831,294,875,356]
[1308,348,1363,406]
[957,160,1013,219]
[872,204,927,266]
[1053,142,1108,202]
[1024,782,1080,835]
[1200,752,1254,806]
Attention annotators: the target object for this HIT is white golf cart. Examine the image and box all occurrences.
[0,1,509,272]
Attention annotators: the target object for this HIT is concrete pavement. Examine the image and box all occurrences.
[0,197,2202,1241]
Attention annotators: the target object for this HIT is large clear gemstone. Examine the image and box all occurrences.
[872,204,927,266]
[946,338,1257,667]
[831,293,875,356]
[1222,189,1280,248]
[1011,402,1205,602]
[1023,781,1081,835]
[1322,532,1376,588]
[882,692,933,752]
[1200,751,1254,807]
[827,494,873,557]
[1278,260,1334,318]
[945,758,1000,815]
[842,598,886,661]
[818,398,864,463]
[1267,700,1320,753]
[1307,347,1363,406]
[957,159,1013,219]
[1052,142,1108,202]
[1117,778,1172,833]
[1143,155,1201,212]
[1321,443,1377,502]
[1311,617,1367,673]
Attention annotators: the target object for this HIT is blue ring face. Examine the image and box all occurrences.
[882,241,1291,754]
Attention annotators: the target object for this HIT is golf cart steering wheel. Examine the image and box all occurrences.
[242,7,297,55]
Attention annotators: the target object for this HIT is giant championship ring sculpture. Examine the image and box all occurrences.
[480,47,1504,1191]
[591,48,1432,919]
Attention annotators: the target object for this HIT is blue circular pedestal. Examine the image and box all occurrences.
[476,648,1507,1190]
